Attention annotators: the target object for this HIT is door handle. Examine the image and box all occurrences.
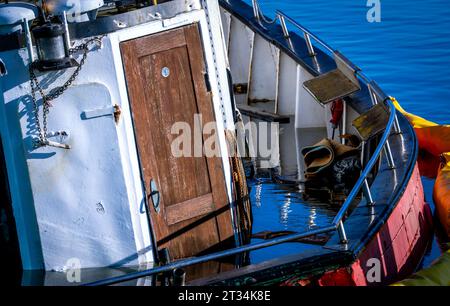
[149,179,160,214]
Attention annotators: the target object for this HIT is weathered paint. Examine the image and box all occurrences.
[248,33,280,109]
[317,165,432,286]
[227,17,254,106]
[0,3,236,271]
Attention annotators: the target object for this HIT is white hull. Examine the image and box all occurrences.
[0,0,236,272]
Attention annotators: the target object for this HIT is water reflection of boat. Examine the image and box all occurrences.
[0,0,433,286]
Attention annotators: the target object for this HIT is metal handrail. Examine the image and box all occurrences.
[84,1,399,286]
[275,10,334,54]
[274,10,372,87]
[84,226,337,286]
[333,100,396,226]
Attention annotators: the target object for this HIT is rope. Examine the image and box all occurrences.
[225,130,253,245]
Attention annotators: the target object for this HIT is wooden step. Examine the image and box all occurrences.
[303,69,360,105]
[237,104,290,124]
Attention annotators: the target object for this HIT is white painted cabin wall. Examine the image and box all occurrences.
[0,5,236,271]
[278,118,298,175]
[227,18,254,106]
[248,34,280,110]
[220,9,232,51]
[277,54,298,116]
[220,8,328,129]
[295,68,326,129]
[0,45,147,270]
[344,104,360,137]
[219,9,364,180]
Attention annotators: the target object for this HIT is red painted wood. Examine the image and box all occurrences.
[317,268,355,286]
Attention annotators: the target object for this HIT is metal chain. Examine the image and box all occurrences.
[29,36,104,148]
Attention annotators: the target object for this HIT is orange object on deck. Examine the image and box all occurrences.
[434,153,450,238]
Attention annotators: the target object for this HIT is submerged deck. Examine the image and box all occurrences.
[79,0,422,287]
[188,0,421,285]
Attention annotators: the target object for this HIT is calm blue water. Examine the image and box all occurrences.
[247,0,450,269]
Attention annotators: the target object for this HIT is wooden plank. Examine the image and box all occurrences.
[120,24,233,259]
[238,104,290,123]
[131,28,186,57]
[303,69,360,105]
[184,24,235,242]
[352,103,390,140]
[166,193,214,226]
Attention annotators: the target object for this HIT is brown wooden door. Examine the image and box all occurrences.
[121,24,234,260]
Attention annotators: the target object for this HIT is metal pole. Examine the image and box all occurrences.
[22,18,35,63]
[368,84,378,106]
[337,221,348,244]
[393,113,402,134]
[278,14,290,38]
[304,33,316,56]
[275,10,334,54]
[360,140,366,166]
[252,0,260,21]
[172,268,186,286]
[383,141,395,169]
[341,100,347,145]
[363,179,375,206]
[62,11,72,54]
[384,97,402,134]
[83,225,337,286]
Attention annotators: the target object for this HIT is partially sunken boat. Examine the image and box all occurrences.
[0,0,432,286]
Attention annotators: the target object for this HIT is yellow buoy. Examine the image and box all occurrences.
[392,97,450,156]
[434,153,450,238]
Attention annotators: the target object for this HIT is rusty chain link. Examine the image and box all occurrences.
[29,36,104,148]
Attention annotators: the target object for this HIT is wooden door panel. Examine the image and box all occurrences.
[165,193,214,226]
[183,24,235,246]
[139,47,212,207]
[121,24,233,259]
